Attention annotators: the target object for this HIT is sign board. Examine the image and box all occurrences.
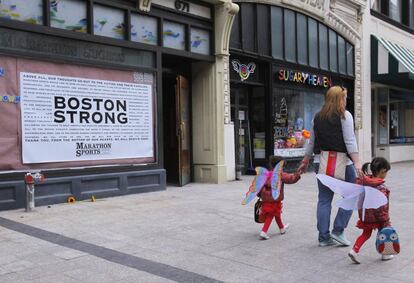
[152,0,211,19]
[20,72,153,163]
[274,148,306,157]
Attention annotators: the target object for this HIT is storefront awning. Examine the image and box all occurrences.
[373,35,414,74]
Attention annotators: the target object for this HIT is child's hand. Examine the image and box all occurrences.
[297,160,308,174]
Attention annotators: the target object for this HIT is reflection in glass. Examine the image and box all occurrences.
[94,4,125,39]
[131,14,158,45]
[0,0,43,24]
[50,0,86,32]
[163,21,185,50]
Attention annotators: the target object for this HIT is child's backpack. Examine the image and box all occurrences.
[254,199,265,223]
[376,227,400,255]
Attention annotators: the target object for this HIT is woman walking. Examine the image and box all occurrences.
[298,86,363,247]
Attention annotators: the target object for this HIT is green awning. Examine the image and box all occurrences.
[374,35,414,74]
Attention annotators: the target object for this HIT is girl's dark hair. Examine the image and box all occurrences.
[362,157,391,176]
[268,155,284,169]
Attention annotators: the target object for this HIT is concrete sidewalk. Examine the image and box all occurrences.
[0,162,413,282]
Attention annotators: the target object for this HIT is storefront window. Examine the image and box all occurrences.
[50,0,86,32]
[93,4,125,39]
[251,88,266,160]
[131,14,158,45]
[284,9,296,62]
[190,28,210,55]
[273,88,324,157]
[163,21,185,50]
[389,89,414,143]
[377,88,389,145]
[0,0,43,24]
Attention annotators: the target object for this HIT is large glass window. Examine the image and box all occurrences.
[271,6,283,60]
[297,14,308,65]
[284,9,296,62]
[308,18,318,68]
[93,4,125,39]
[377,88,389,145]
[346,42,354,76]
[230,12,241,49]
[319,24,328,70]
[241,3,255,52]
[338,36,346,74]
[0,0,43,24]
[251,87,266,160]
[131,14,158,45]
[272,88,325,157]
[389,0,402,22]
[329,29,338,72]
[163,21,185,50]
[257,4,270,56]
[389,90,414,143]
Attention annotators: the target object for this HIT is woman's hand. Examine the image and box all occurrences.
[354,161,364,178]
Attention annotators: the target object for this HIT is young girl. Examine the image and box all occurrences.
[348,157,392,263]
[258,156,301,240]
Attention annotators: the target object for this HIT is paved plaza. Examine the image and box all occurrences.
[0,162,413,283]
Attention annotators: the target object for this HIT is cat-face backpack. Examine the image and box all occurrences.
[376,227,400,255]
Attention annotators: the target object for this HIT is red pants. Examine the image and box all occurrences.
[261,202,284,232]
[353,228,373,253]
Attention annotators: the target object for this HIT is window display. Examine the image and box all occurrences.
[273,88,324,157]
[389,89,414,144]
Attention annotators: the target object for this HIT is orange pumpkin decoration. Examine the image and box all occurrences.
[302,129,311,139]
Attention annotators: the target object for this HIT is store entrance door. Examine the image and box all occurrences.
[231,87,253,177]
[163,73,191,186]
[176,75,191,186]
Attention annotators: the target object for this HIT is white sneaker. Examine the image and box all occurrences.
[331,233,351,246]
[280,223,290,235]
[348,249,360,264]
[382,255,394,261]
[259,231,270,240]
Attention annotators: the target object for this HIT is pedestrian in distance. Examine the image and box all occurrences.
[255,156,301,240]
[297,85,363,247]
[348,157,397,264]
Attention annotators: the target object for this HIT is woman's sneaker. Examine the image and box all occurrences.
[319,238,335,247]
[331,233,351,246]
[382,255,394,261]
[280,223,290,234]
[348,249,361,264]
[259,231,270,240]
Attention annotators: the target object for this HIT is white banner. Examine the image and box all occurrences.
[20,72,153,163]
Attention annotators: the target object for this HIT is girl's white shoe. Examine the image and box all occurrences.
[348,249,361,264]
[382,255,394,261]
[259,231,270,240]
[280,223,290,234]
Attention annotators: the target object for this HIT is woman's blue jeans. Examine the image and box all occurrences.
[314,163,356,242]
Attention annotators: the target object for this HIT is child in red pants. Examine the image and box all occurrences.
[258,156,300,240]
[348,157,393,263]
